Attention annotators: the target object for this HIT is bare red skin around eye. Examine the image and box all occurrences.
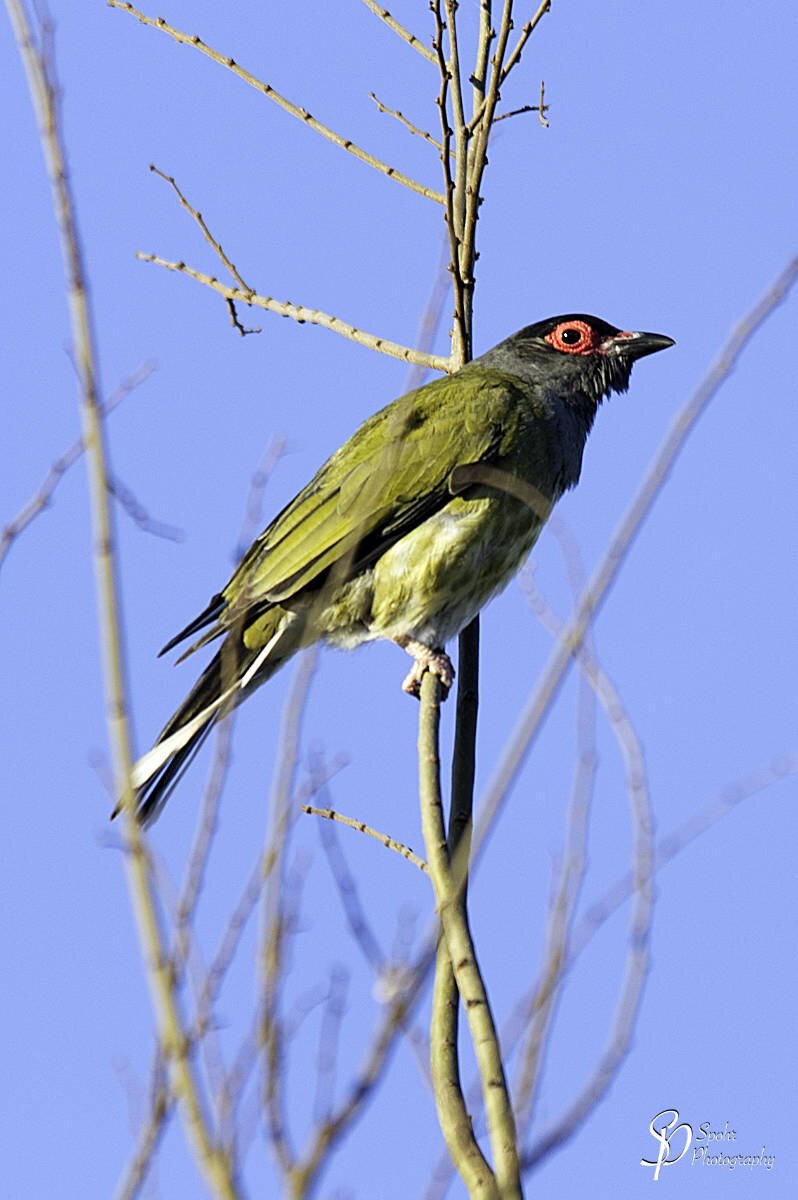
[544,319,602,355]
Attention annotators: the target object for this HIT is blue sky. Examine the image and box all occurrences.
[2,2,796,1196]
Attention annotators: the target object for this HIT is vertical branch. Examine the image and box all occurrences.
[419,674,521,1199]
[5,5,239,1197]
[463,0,513,272]
[473,2,495,109]
[442,0,473,358]
[431,0,467,363]
[259,650,317,1186]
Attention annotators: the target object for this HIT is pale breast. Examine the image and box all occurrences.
[366,493,546,647]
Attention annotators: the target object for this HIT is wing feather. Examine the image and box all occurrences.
[168,368,523,653]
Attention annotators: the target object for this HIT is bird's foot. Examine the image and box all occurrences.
[395,638,455,700]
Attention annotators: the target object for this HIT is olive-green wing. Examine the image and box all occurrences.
[164,368,524,655]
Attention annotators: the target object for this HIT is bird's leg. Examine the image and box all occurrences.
[394,636,455,699]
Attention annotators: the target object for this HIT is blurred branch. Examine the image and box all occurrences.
[512,585,597,1129]
[517,567,654,1146]
[0,360,155,571]
[361,0,436,63]
[5,5,240,1197]
[108,1,444,203]
[174,436,286,974]
[471,255,798,867]
[292,945,432,1196]
[136,253,450,372]
[424,751,796,1197]
[108,472,184,541]
[115,1079,174,1200]
[566,753,798,975]
[313,965,349,1125]
[519,767,798,1173]
[258,650,318,1183]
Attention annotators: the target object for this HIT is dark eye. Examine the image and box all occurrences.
[560,327,583,345]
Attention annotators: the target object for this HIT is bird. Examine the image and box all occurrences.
[121,313,673,824]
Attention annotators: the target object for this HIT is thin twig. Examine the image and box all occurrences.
[369,91,445,152]
[148,164,253,289]
[537,79,549,127]
[135,253,450,372]
[360,0,436,63]
[292,936,437,1195]
[461,0,513,284]
[501,3,552,86]
[108,1,444,203]
[1,361,156,571]
[494,83,549,126]
[312,966,349,1125]
[468,0,552,134]
[402,232,452,393]
[115,1084,174,1200]
[302,805,428,874]
[108,473,184,541]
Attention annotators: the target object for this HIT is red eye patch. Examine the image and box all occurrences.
[544,319,602,355]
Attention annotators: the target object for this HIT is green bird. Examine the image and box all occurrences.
[124,314,673,824]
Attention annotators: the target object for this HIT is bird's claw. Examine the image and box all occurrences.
[399,644,455,700]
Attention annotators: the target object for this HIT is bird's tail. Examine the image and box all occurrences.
[117,610,300,826]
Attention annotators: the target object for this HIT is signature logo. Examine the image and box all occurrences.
[640,1109,693,1180]
[641,1110,775,1179]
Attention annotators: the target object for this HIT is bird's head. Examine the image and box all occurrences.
[481,313,675,410]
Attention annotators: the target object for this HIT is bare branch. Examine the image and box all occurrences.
[1,361,155,571]
[501,2,552,85]
[114,1082,174,1200]
[6,5,240,1194]
[149,164,254,290]
[431,0,467,359]
[302,805,428,874]
[294,936,437,1194]
[494,82,549,126]
[313,965,349,1125]
[468,2,552,134]
[369,91,445,153]
[259,651,319,1179]
[108,473,184,541]
[472,1,495,113]
[419,672,519,1199]
[135,253,451,372]
[361,0,436,63]
[108,1,444,203]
